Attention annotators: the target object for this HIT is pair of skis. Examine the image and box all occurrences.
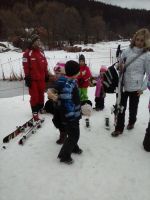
[18,118,44,145]
[2,118,44,148]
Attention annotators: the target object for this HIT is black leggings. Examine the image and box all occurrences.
[115,91,140,132]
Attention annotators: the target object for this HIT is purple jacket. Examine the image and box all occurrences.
[95,76,103,97]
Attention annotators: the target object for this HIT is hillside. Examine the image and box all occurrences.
[0,0,150,42]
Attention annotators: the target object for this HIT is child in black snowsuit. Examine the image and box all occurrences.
[47,88,67,144]
[54,60,82,164]
[46,62,67,144]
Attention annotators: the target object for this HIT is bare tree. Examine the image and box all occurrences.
[34,2,66,47]
[90,15,106,42]
[0,9,22,38]
[63,6,81,45]
[12,3,36,28]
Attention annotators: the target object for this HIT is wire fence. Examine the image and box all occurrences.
[0,55,116,80]
[0,51,115,98]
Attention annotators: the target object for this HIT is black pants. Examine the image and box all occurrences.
[115,91,140,132]
[143,121,150,152]
[58,120,80,159]
[95,94,105,109]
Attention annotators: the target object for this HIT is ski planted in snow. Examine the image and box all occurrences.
[3,118,34,143]
[84,117,91,131]
[105,117,110,130]
[18,118,45,145]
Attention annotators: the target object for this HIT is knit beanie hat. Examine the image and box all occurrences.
[100,66,107,73]
[65,60,80,77]
[30,34,40,45]
[54,62,65,74]
[79,54,85,62]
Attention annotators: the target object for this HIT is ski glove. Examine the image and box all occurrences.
[78,78,84,85]
[45,75,49,82]
[24,76,31,88]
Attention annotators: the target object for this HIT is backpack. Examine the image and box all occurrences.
[103,63,119,93]
[143,122,150,152]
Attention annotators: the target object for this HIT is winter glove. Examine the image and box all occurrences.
[137,90,143,96]
[47,88,58,102]
[45,75,49,82]
[24,76,31,88]
[81,71,86,76]
[78,78,84,85]
[102,92,106,98]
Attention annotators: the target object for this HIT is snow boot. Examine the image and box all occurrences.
[60,156,74,164]
[58,152,73,165]
[72,148,83,154]
[127,124,134,130]
[33,112,40,122]
[111,130,123,137]
[56,132,66,145]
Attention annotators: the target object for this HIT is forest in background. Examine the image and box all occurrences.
[0,0,150,48]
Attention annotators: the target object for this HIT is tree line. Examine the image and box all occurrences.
[0,0,150,48]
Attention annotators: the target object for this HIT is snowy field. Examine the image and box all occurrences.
[0,41,150,200]
[0,41,129,79]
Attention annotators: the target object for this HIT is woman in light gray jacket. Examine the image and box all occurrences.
[112,28,150,137]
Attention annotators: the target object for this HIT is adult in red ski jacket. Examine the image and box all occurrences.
[23,34,49,121]
[77,54,92,102]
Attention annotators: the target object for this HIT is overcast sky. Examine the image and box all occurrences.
[97,0,150,10]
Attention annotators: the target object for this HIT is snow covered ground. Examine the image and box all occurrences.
[0,41,150,200]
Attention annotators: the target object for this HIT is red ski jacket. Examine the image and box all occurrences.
[77,65,92,88]
[23,48,48,81]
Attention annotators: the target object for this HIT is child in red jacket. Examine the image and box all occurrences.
[77,54,92,102]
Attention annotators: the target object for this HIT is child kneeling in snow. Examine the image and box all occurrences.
[47,87,67,145]
[42,62,66,115]
[44,62,66,144]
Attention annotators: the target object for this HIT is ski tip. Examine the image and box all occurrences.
[2,145,7,150]
[41,118,45,123]
[37,124,41,129]
[3,138,8,143]
[18,140,23,145]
